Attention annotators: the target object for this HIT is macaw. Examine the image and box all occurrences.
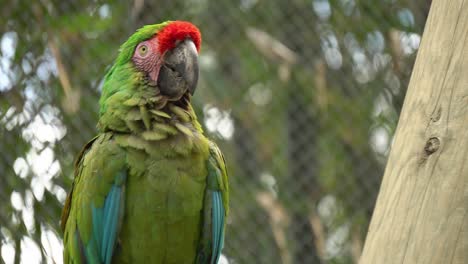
[61,21,229,264]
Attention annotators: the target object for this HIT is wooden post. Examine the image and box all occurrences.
[360,0,468,263]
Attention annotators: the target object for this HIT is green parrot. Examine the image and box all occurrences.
[61,21,229,264]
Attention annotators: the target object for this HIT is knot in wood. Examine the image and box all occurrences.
[424,137,440,155]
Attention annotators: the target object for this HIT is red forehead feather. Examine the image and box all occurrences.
[157,21,201,54]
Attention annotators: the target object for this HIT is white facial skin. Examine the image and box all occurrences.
[132,39,163,83]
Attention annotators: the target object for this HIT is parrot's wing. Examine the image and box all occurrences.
[197,142,229,264]
[61,134,127,264]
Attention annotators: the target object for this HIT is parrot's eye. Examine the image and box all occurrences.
[137,44,149,57]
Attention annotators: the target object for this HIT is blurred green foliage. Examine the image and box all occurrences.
[0,0,430,263]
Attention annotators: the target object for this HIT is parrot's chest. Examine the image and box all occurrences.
[126,149,208,219]
[123,132,210,217]
[113,133,210,263]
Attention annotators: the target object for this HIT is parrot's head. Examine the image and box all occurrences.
[130,21,200,99]
[103,21,201,101]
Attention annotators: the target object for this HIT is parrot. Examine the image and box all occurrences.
[61,21,229,264]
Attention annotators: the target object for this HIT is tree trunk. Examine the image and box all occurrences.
[360,0,468,263]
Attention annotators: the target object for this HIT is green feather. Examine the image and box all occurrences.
[141,130,167,141]
[154,123,178,135]
[150,109,171,119]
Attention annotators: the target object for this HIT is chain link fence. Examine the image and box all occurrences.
[0,0,431,263]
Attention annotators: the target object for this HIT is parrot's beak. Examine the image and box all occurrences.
[157,39,199,99]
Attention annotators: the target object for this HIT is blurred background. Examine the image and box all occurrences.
[0,0,430,263]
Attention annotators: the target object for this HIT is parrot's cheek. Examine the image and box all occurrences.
[148,64,161,86]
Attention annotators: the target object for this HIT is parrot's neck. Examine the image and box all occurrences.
[98,88,204,142]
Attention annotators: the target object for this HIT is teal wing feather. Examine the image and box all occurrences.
[62,134,127,264]
[211,191,225,264]
[93,171,126,264]
[197,142,229,264]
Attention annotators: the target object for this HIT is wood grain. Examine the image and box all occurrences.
[360,0,468,263]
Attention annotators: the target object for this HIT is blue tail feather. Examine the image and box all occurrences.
[88,184,123,264]
[211,191,225,264]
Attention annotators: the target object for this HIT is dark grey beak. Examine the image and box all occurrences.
[157,39,199,99]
